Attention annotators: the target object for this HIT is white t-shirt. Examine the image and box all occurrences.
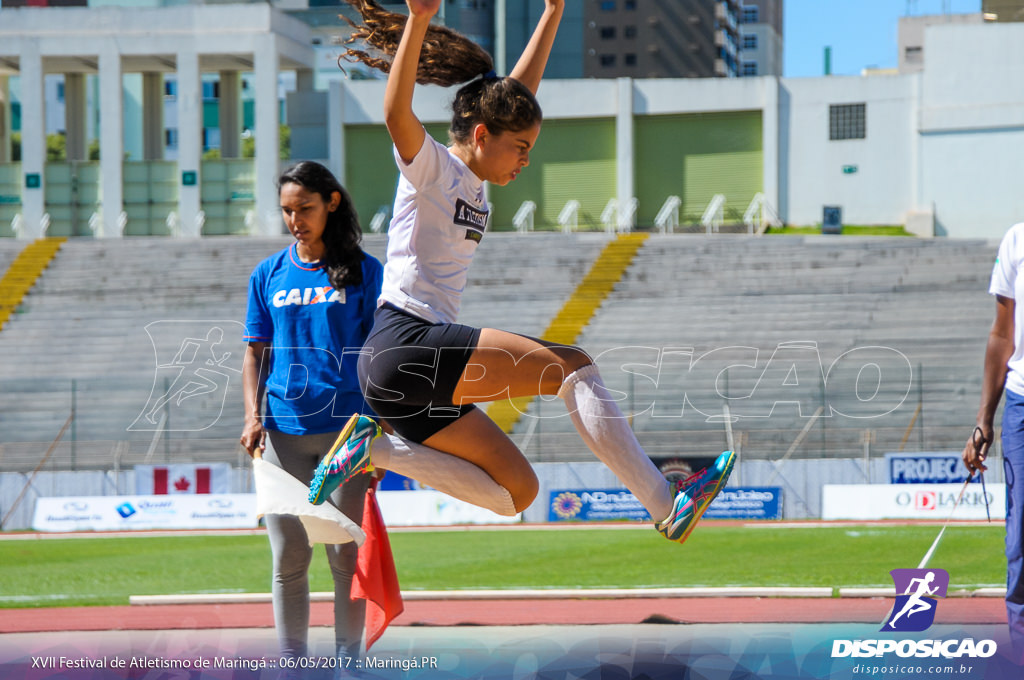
[990,222,1024,395]
[380,133,489,325]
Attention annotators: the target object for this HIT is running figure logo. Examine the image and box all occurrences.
[129,321,244,432]
[883,568,949,632]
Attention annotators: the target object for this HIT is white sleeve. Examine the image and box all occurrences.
[392,132,451,191]
[990,224,1022,299]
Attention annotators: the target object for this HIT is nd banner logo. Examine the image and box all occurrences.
[882,568,949,632]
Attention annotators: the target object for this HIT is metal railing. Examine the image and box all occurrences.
[654,196,681,234]
[513,200,536,233]
[743,192,781,235]
[557,200,580,233]
[701,194,726,234]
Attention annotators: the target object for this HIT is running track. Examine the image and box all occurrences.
[1,596,1007,634]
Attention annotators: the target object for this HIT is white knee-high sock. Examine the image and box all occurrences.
[558,364,674,522]
[369,433,518,517]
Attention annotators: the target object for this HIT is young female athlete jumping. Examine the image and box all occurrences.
[309,0,734,544]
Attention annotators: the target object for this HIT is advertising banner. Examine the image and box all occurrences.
[886,452,973,485]
[822,484,1004,521]
[32,494,258,532]
[548,487,783,522]
[548,489,650,522]
[703,487,783,520]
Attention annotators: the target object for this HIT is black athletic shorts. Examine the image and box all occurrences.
[357,303,481,443]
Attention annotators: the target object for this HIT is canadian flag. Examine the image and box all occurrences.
[135,464,231,495]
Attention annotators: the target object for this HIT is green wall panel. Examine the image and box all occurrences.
[344,119,616,233]
[0,162,20,236]
[124,161,178,236]
[489,118,615,231]
[635,111,763,226]
[539,158,616,228]
[343,123,449,233]
[200,159,255,235]
[43,161,101,237]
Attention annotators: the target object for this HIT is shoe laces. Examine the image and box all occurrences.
[672,468,706,494]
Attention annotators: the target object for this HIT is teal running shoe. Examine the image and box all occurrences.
[655,450,735,544]
[308,414,382,505]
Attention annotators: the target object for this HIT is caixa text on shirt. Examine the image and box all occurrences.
[454,198,488,242]
[272,286,346,307]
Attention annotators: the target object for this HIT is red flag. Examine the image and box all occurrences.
[352,478,403,649]
[153,468,168,495]
[196,467,211,494]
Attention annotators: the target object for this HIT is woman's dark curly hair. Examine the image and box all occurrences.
[278,161,364,290]
[340,0,543,144]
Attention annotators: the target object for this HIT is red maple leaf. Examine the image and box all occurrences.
[173,476,191,492]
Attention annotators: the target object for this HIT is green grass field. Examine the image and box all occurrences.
[0,524,1005,608]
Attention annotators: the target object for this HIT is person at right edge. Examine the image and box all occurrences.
[963,220,1024,663]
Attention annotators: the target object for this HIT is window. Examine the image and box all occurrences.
[164,80,177,98]
[904,45,923,64]
[625,0,637,8]
[742,33,757,50]
[600,26,616,39]
[624,53,637,66]
[600,0,615,10]
[203,128,221,150]
[829,103,866,140]
[599,54,617,67]
[742,5,759,23]
[624,25,637,38]
[741,61,758,76]
[165,129,178,149]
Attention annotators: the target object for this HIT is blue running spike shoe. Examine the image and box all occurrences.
[655,450,736,544]
[308,414,382,505]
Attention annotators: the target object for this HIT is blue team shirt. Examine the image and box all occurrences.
[244,243,383,435]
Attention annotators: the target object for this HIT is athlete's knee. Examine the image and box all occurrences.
[536,346,592,393]
[509,469,539,513]
[558,346,593,373]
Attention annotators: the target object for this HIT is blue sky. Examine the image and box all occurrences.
[783,0,982,77]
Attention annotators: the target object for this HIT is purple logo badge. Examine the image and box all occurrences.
[882,568,949,632]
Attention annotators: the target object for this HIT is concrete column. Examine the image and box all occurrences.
[327,80,346,186]
[0,76,10,164]
[98,45,124,238]
[218,70,241,159]
[295,68,314,92]
[176,49,202,237]
[615,77,634,215]
[254,35,281,236]
[20,46,46,239]
[494,0,507,76]
[761,76,780,225]
[64,73,88,162]
[142,72,165,161]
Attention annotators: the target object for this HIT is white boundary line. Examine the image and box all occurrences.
[129,585,1007,607]
[130,587,834,606]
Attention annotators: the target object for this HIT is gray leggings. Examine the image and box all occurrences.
[263,429,369,660]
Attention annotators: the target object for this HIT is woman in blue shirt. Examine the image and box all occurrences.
[240,161,382,668]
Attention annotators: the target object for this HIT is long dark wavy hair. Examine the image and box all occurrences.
[278,161,364,290]
[340,0,543,145]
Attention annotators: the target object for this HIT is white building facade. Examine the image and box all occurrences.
[1,7,1022,239]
